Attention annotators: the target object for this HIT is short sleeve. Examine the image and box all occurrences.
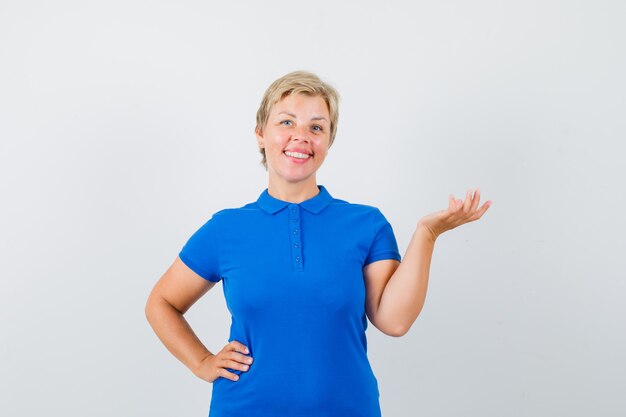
[364,208,402,266]
[178,215,222,282]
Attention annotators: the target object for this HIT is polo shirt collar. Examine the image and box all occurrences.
[257,185,333,215]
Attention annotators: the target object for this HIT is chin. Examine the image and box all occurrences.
[277,170,316,183]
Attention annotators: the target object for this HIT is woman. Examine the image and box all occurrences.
[145,71,492,417]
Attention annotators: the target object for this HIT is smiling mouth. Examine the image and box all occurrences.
[283,150,312,160]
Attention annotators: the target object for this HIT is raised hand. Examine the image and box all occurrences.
[418,188,492,241]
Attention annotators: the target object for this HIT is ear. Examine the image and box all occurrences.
[255,127,264,149]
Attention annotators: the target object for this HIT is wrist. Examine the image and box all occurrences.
[417,220,439,243]
[192,351,214,377]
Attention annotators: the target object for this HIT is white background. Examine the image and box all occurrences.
[1,1,625,416]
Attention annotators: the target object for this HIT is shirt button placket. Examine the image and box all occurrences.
[289,204,303,271]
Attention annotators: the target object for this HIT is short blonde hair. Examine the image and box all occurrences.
[255,70,340,170]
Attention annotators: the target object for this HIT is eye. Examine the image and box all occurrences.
[312,125,323,132]
[280,120,293,126]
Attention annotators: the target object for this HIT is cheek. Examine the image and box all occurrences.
[269,132,290,148]
[314,140,330,155]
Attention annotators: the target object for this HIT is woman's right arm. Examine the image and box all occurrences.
[144,257,252,382]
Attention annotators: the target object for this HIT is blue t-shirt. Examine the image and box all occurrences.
[179,185,402,417]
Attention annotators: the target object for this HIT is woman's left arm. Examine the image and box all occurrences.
[363,188,492,337]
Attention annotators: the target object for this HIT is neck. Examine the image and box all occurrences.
[267,176,320,203]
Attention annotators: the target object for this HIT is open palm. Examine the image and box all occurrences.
[419,188,492,240]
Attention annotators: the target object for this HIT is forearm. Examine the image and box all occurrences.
[145,297,213,374]
[377,223,436,335]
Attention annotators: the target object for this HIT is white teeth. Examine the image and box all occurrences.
[284,151,311,159]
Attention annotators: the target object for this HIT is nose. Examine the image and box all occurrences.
[292,125,311,142]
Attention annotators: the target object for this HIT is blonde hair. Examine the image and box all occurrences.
[255,70,340,170]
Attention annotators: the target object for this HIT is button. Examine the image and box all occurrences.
[292,217,298,222]
[291,207,296,212]
[295,256,300,262]
[293,229,299,235]
[293,242,299,248]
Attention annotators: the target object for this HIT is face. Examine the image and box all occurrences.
[256,93,331,186]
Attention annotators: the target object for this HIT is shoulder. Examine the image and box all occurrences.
[206,201,261,222]
[184,202,258,237]
[327,196,386,218]
[325,197,391,233]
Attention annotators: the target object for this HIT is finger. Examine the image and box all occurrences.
[477,200,492,216]
[229,351,254,365]
[455,198,463,211]
[463,189,473,213]
[448,194,455,212]
[224,359,251,372]
[218,367,241,381]
[227,340,249,354]
[471,200,491,220]
[470,188,481,213]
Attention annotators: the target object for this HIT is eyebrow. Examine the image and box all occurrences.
[278,111,329,123]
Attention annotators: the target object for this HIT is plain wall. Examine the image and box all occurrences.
[1,0,625,416]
